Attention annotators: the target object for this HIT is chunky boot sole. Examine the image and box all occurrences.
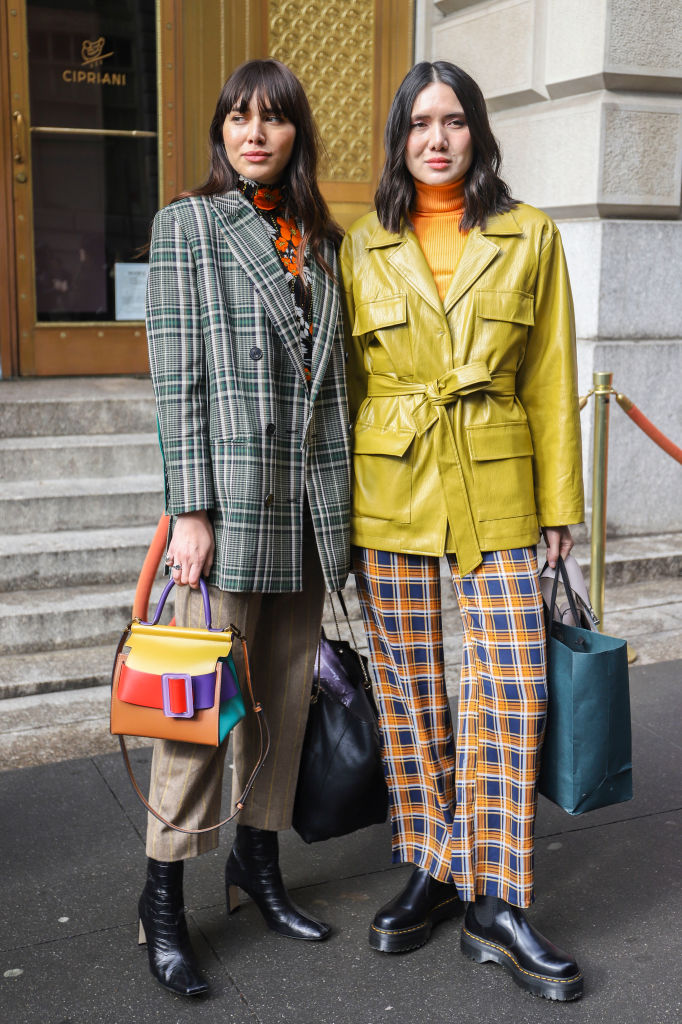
[461,926,584,1001]
[369,895,460,953]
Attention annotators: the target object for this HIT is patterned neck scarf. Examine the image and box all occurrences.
[237,175,314,384]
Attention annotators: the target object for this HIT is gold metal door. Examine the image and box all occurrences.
[5,0,179,375]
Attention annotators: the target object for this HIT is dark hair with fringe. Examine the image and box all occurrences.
[374,61,518,234]
[178,59,342,274]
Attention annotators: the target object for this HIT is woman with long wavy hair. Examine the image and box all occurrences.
[140,59,351,996]
[340,61,585,1001]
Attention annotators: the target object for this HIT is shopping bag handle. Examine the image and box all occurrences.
[139,576,220,630]
[543,556,582,629]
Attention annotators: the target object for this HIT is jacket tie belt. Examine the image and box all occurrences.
[366,363,517,576]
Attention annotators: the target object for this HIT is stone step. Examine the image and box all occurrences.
[0,645,115,699]
[570,533,682,586]
[0,524,164,592]
[0,432,162,482]
[0,475,164,535]
[0,581,173,656]
[0,376,156,438]
[583,533,682,585]
[436,532,682,586]
[0,685,151,771]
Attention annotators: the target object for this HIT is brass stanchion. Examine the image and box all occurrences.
[589,372,611,628]
[589,371,636,662]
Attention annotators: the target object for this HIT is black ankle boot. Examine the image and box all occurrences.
[138,858,208,996]
[369,866,460,952]
[225,825,330,941]
[461,895,583,1001]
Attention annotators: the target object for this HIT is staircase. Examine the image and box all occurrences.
[1,375,682,772]
[0,377,166,700]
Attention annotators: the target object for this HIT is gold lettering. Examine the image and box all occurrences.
[61,66,127,86]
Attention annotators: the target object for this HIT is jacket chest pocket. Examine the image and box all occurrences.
[474,289,534,354]
[353,294,410,376]
[352,423,414,524]
[466,420,536,522]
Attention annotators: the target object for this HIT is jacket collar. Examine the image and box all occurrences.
[365,208,523,315]
[479,208,524,236]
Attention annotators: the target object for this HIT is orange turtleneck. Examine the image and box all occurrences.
[411,177,469,301]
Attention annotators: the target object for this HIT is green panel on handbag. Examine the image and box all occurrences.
[539,557,633,816]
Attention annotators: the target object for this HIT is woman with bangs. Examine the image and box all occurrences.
[140,59,351,996]
[340,61,585,1001]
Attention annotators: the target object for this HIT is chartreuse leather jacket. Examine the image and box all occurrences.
[339,203,584,574]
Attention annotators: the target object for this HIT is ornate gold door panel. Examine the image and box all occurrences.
[5,0,179,375]
[179,1,414,230]
[268,0,414,228]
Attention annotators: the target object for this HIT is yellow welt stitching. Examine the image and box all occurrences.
[371,897,460,935]
[462,927,583,985]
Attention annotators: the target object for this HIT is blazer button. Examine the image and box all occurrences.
[265,423,276,436]
[264,493,274,508]
[249,346,263,360]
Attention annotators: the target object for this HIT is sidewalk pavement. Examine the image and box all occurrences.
[1,652,680,1024]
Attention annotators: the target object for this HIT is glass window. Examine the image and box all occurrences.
[27,0,157,321]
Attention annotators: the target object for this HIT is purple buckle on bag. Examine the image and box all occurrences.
[161,673,194,718]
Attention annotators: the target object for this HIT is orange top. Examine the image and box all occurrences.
[411,177,469,301]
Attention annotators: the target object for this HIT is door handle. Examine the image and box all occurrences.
[12,110,27,163]
[12,110,28,182]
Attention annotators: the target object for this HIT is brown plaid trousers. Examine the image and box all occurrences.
[353,546,547,908]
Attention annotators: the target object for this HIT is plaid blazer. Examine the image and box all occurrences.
[145,192,351,593]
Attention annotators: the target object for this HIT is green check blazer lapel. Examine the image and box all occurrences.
[209,193,307,387]
[308,244,341,406]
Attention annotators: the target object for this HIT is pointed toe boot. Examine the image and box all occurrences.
[138,858,208,997]
[461,896,583,1001]
[225,825,330,941]
[369,866,460,953]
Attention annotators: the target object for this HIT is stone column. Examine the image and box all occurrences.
[420,0,682,534]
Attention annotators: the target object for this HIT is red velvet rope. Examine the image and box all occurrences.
[615,394,682,465]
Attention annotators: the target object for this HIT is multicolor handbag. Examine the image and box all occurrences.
[110,577,269,832]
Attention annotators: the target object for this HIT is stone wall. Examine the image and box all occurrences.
[419,0,682,534]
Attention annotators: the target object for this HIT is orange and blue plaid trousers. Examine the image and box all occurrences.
[353,546,547,908]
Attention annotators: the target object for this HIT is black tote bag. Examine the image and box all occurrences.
[293,596,388,843]
[539,557,633,815]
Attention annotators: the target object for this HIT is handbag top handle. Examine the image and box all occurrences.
[547,556,582,628]
[138,576,221,631]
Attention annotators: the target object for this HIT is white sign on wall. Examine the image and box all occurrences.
[115,262,150,320]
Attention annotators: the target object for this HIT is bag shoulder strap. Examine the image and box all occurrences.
[118,626,270,835]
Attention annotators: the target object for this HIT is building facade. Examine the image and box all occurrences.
[0,0,412,376]
[421,0,682,535]
[2,0,680,534]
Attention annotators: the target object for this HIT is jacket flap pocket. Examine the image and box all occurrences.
[353,423,415,456]
[467,420,534,461]
[353,294,407,336]
[476,289,534,326]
